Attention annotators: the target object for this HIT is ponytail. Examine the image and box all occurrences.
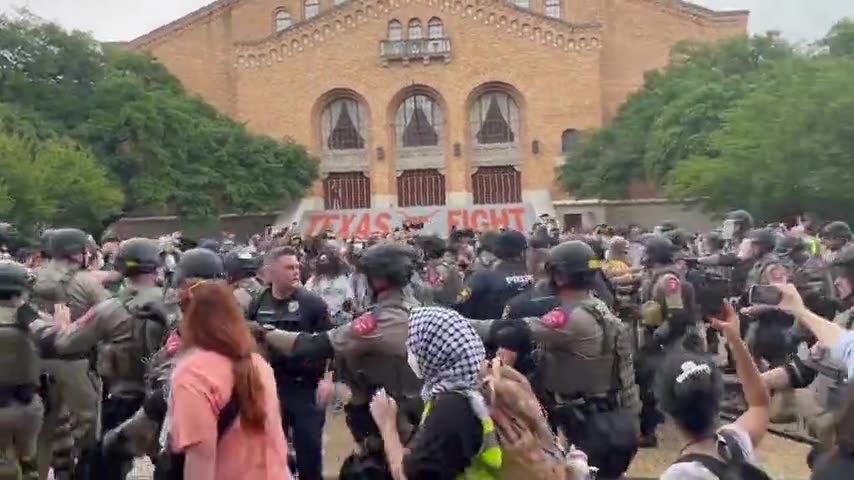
[232,355,267,431]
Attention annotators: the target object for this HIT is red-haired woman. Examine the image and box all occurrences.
[168,280,290,479]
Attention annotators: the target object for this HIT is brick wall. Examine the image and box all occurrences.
[129,0,747,203]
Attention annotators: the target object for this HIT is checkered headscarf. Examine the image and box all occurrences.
[407,306,486,401]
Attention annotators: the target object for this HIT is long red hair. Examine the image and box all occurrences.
[181,280,266,431]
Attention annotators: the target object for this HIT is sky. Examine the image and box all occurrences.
[0,0,852,43]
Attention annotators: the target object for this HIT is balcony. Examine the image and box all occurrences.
[380,38,452,65]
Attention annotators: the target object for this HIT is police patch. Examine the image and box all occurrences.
[456,288,471,303]
[287,301,299,313]
[768,265,788,284]
[542,309,568,329]
[351,314,378,337]
[663,276,681,295]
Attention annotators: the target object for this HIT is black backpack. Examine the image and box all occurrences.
[675,430,772,480]
[154,391,240,480]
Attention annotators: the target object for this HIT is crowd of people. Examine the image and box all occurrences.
[0,210,853,480]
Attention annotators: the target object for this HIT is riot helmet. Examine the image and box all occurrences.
[224,248,261,281]
[48,228,89,262]
[749,228,778,258]
[39,229,56,259]
[413,234,447,261]
[822,221,853,252]
[174,248,225,285]
[725,210,754,237]
[657,221,678,234]
[665,229,693,251]
[643,235,676,266]
[478,230,500,255]
[358,243,416,289]
[115,238,162,277]
[545,241,601,291]
[776,234,807,260]
[199,239,221,253]
[0,261,31,300]
[493,230,528,260]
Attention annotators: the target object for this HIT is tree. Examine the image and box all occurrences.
[0,13,317,228]
[0,133,123,233]
[558,34,794,199]
[823,19,854,57]
[667,57,854,223]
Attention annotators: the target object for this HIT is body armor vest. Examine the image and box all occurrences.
[539,302,620,399]
[31,264,76,315]
[0,307,41,390]
[97,288,166,394]
[639,267,696,328]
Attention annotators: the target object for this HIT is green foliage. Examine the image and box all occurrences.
[823,19,854,57]
[0,133,123,233]
[0,13,316,233]
[559,22,854,223]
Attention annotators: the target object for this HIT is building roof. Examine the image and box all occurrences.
[128,0,748,50]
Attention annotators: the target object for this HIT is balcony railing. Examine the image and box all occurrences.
[380,38,452,63]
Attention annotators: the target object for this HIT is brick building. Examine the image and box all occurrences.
[128,0,747,229]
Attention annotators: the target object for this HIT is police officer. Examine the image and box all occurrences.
[101,248,226,473]
[634,235,702,447]
[224,248,263,314]
[41,238,168,478]
[0,261,61,480]
[777,234,836,321]
[413,234,462,307]
[454,230,532,320]
[639,235,702,352]
[473,230,499,272]
[821,221,853,264]
[742,227,797,423]
[247,247,331,480]
[31,228,110,478]
[252,243,422,478]
[471,241,640,479]
[763,245,854,459]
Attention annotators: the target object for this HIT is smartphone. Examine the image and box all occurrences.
[749,284,782,306]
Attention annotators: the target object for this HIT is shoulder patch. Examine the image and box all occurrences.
[456,287,471,303]
[351,313,378,337]
[767,264,788,284]
[542,309,568,329]
[662,275,681,295]
[77,307,97,326]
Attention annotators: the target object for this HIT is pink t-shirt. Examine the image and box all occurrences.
[169,349,290,480]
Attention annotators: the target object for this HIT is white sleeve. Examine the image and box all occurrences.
[717,423,755,462]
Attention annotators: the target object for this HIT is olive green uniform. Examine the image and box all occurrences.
[421,258,463,307]
[0,304,62,480]
[31,260,110,477]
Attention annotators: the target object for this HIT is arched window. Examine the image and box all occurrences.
[470,91,520,145]
[545,0,561,18]
[274,10,292,32]
[561,129,579,154]
[304,0,319,20]
[388,20,402,41]
[408,18,423,40]
[321,98,367,151]
[513,0,530,9]
[396,94,442,148]
[428,17,444,39]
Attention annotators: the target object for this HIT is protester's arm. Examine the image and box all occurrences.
[776,283,848,351]
[713,304,769,447]
[183,441,216,480]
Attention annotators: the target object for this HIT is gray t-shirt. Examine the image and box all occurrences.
[660,424,755,480]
